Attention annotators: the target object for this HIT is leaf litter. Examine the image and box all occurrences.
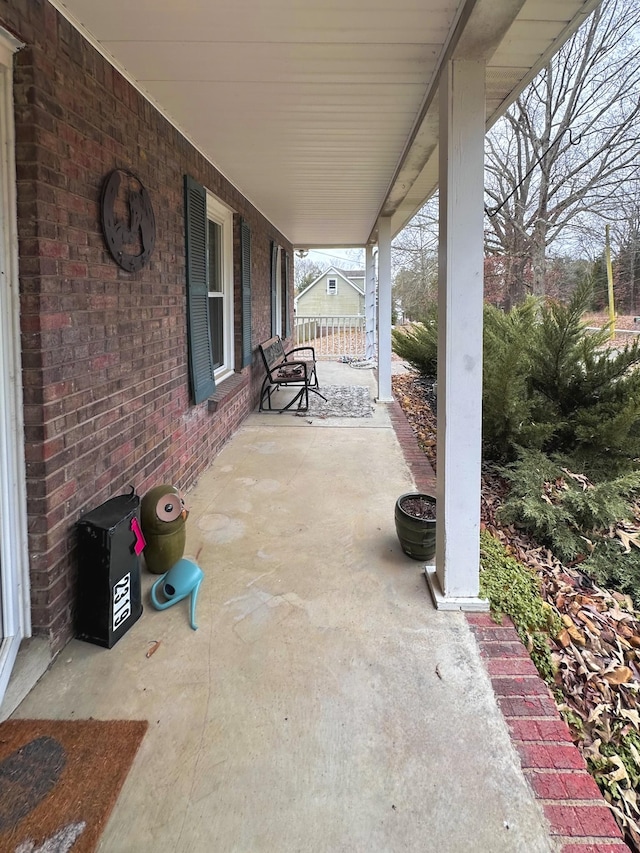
[393,370,640,851]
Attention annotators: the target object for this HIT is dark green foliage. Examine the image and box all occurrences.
[482,298,556,457]
[483,277,640,471]
[479,531,560,684]
[583,539,640,608]
[525,278,640,470]
[499,450,640,561]
[394,275,640,603]
[391,304,438,375]
[498,449,640,606]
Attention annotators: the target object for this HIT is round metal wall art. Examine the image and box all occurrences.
[101,169,156,272]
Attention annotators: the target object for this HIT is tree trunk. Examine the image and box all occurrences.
[505,254,530,310]
[531,222,548,297]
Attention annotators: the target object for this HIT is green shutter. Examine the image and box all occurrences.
[184,175,215,403]
[241,219,252,367]
[270,240,278,337]
[284,250,291,338]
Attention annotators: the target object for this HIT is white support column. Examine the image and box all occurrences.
[425,59,489,611]
[377,216,393,401]
[365,244,376,361]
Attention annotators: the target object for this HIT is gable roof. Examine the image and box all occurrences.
[336,268,365,281]
[295,266,365,303]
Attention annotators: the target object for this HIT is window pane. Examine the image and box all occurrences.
[209,295,224,369]
[208,220,222,293]
[208,218,224,369]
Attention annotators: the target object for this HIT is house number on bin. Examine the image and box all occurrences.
[113,573,132,631]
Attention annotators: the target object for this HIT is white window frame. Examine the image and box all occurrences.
[274,245,283,337]
[0,27,30,707]
[206,193,234,382]
[327,277,338,295]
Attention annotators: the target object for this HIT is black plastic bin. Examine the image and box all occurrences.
[76,490,143,648]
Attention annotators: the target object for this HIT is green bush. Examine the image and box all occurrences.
[394,276,640,603]
[482,298,556,459]
[583,539,640,608]
[483,278,640,469]
[497,449,640,605]
[526,279,640,473]
[391,305,438,375]
[498,449,640,558]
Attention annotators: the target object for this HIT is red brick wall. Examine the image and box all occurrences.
[0,0,293,650]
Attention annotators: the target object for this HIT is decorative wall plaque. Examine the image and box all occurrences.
[101,169,156,272]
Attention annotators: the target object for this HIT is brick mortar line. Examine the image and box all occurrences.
[537,800,619,807]
[385,403,631,851]
[555,840,629,847]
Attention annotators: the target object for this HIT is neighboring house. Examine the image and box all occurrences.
[295,267,365,321]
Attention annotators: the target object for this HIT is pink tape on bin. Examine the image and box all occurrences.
[131,516,146,556]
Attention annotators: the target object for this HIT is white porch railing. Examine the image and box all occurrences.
[294,315,366,360]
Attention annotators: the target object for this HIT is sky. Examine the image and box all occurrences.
[304,248,365,270]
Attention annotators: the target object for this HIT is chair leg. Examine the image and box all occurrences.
[308,386,328,403]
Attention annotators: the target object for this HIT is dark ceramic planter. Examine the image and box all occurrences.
[394,492,436,561]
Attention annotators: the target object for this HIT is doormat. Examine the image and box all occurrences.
[305,384,373,418]
[0,718,148,853]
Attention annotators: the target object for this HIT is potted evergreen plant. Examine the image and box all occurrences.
[395,492,436,560]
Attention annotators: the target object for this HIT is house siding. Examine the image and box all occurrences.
[296,273,364,317]
[0,0,293,651]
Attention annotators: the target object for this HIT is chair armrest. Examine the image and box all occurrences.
[285,345,317,360]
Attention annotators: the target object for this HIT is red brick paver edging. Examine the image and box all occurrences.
[387,399,436,494]
[385,399,631,853]
[467,614,630,853]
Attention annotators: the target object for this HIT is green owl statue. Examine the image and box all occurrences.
[140,484,188,575]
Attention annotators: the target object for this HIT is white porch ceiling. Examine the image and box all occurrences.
[51,0,603,247]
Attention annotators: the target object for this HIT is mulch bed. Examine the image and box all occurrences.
[392,374,437,471]
[392,368,640,851]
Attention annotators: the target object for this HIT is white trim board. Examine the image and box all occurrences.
[0,26,31,707]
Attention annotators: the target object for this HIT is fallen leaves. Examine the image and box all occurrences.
[392,374,438,471]
[393,367,640,851]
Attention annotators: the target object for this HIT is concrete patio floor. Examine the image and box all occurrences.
[9,362,556,852]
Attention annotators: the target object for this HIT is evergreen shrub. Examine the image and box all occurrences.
[390,304,438,375]
[392,276,640,603]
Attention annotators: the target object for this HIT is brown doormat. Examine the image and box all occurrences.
[0,718,148,853]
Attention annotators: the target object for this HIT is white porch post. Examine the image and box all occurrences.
[425,59,488,611]
[377,216,393,401]
[365,244,376,361]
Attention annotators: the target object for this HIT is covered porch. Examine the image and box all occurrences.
[0,0,607,695]
[11,362,556,852]
[28,0,606,610]
[0,1,621,846]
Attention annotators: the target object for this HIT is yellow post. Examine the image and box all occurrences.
[605,224,615,340]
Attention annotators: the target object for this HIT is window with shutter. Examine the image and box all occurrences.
[184,175,235,404]
[184,175,215,403]
[206,193,234,381]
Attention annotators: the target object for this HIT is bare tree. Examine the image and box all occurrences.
[612,191,640,313]
[484,0,640,307]
[392,201,438,320]
[293,256,323,294]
